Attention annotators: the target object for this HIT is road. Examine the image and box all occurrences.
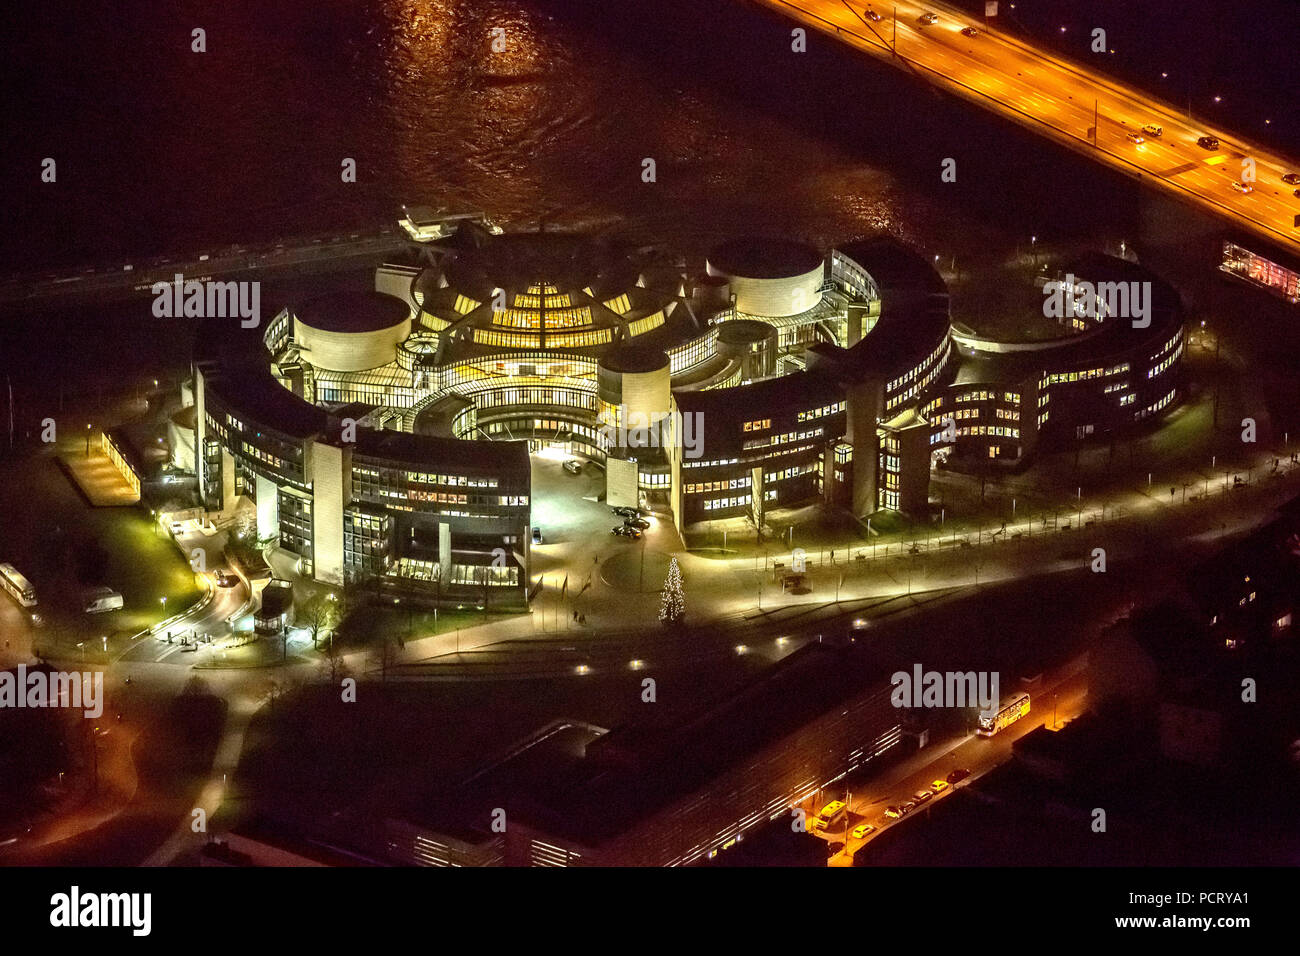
[116,523,248,668]
[0,230,408,311]
[819,657,1090,864]
[753,0,1300,253]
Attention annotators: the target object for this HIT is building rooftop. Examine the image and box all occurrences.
[708,237,823,279]
[513,640,897,848]
[295,291,410,334]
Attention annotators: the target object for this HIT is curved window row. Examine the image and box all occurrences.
[627,310,667,337]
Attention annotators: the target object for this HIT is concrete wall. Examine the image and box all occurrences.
[294,314,411,372]
[708,264,824,317]
[309,441,348,586]
[844,380,884,517]
[256,473,279,541]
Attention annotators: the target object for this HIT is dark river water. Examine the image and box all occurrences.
[0,0,1295,407]
[3,0,1293,274]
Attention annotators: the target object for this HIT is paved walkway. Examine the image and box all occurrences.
[56,448,139,506]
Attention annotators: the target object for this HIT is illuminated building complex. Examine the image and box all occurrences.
[191,222,1184,599]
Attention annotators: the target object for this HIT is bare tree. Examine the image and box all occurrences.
[300,593,340,651]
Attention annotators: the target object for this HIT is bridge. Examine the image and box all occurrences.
[752,0,1300,255]
[0,209,499,313]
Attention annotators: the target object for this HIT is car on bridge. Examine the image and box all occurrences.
[1231,181,1254,194]
[864,7,882,22]
[1142,124,1163,137]
[1126,131,1145,145]
[918,12,938,25]
[1282,172,1300,185]
[960,26,978,37]
[1197,135,1220,150]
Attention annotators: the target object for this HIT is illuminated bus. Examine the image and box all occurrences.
[975,693,1031,738]
[0,563,38,609]
[813,800,847,830]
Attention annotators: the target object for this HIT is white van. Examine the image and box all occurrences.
[84,587,124,614]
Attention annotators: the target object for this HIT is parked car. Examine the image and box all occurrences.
[946,768,971,784]
[913,790,933,804]
[884,805,903,819]
[624,517,650,530]
[612,525,642,539]
[852,823,876,839]
[612,506,642,519]
[930,779,949,793]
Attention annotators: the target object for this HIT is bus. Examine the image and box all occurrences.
[976,693,1031,738]
[813,799,847,830]
[0,563,38,609]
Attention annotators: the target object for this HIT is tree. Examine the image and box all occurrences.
[659,557,685,628]
[300,593,339,650]
[322,628,347,684]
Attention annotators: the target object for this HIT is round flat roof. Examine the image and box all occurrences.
[708,238,823,279]
[717,319,776,345]
[599,342,669,374]
[296,292,410,334]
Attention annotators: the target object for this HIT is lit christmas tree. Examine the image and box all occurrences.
[659,557,685,627]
